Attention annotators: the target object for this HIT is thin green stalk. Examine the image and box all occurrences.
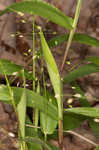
[61,0,83,71]
[43,71,48,142]
[57,92,63,149]
[0,62,23,149]
[32,15,36,126]
[34,81,40,132]
[32,16,40,133]
[32,16,36,91]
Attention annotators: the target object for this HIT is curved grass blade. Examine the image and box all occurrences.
[0,1,73,30]
[64,64,99,83]
[64,107,99,118]
[0,59,34,80]
[48,33,99,48]
[0,85,58,120]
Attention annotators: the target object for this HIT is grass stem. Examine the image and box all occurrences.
[61,0,82,72]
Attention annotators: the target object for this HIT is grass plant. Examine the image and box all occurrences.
[0,0,99,150]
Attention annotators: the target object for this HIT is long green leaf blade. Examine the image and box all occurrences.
[0,1,73,30]
[64,107,99,118]
[0,85,58,120]
[64,64,99,83]
[39,29,62,119]
[48,33,99,48]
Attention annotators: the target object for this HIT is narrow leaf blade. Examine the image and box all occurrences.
[48,33,99,48]
[64,107,99,118]
[40,29,62,99]
[17,89,26,138]
[0,1,73,30]
[64,64,99,83]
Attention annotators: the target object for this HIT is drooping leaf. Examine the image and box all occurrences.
[64,64,99,83]
[0,85,58,120]
[86,57,99,66]
[48,33,99,48]
[39,29,62,119]
[0,1,73,30]
[64,107,99,118]
[0,59,33,80]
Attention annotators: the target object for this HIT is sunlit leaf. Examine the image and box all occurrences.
[64,107,99,118]
[39,29,62,120]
